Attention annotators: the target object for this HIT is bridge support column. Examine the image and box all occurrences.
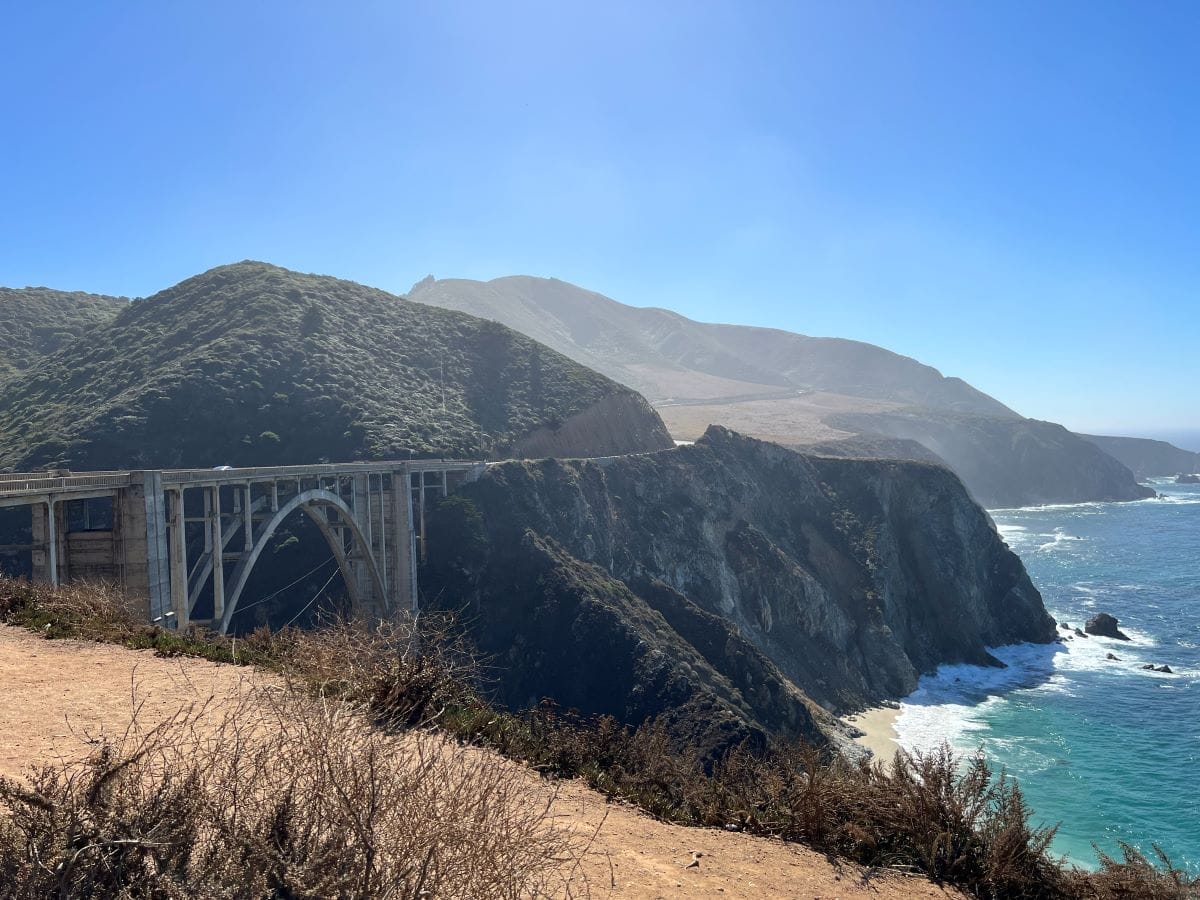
[350,474,382,617]
[389,467,417,612]
[418,471,427,562]
[118,471,170,621]
[30,500,62,587]
[168,488,188,629]
[209,485,224,621]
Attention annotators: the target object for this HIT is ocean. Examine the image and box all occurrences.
[893,477,1200,870]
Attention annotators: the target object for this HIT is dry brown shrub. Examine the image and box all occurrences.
[0,682,585,899]
[1067,843,1200,900]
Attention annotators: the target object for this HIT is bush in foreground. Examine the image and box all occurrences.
[1,575,1198,899]
[0,684,579,899]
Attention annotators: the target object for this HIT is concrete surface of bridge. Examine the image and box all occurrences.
[0,460,483,634]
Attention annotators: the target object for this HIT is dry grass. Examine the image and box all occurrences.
[0,682,583,899]
[2,575,1198,899]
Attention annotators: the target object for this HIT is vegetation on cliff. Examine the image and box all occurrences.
[2,577,1195,899]
[0,287,126,384]
[0,262,671,471]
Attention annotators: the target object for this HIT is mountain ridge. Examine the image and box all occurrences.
[0,262,672,471]
[408,275,1018,416]
[408,274,1159,507]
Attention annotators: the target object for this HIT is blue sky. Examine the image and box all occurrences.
[2,1,1197,439]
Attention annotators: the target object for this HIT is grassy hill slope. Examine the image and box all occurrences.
[0,287,127,383]
[0,262,671,471]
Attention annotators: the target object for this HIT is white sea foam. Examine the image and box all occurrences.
[894,642,1064,754]
[892,628,1185,757]
[1036,528,1085,552]
[1154,494,1200,505]
[989,500,1112,514]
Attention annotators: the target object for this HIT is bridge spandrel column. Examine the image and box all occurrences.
[389,468,416,612]
[168,488,188,629]
[350,474,378,614]
[30,501,51,584]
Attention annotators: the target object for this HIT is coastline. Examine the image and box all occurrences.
[843,705,902,762]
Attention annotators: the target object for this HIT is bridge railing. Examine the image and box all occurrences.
[0,458,484,499]
[160,458,481,486]
[0,472,134,498]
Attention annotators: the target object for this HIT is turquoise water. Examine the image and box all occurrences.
[894,478,1200,870]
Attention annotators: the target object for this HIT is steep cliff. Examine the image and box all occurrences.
[425,427,1055,746]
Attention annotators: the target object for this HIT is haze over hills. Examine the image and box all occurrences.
[0,262,672,472]
[1079,433,1200,478]
[409,275,1162,507]
[0,287,127,384]
[408,275,1017,416]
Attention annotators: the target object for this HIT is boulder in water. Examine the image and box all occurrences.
[1074,627,1089,638]
[1085,613,1130,641]
[1156,665,1174,674]
[1105,652,1121,661]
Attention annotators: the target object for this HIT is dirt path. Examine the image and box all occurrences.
[0,624,960,899]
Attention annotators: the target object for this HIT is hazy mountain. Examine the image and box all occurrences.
[0,262,672,471]
[407,275,1017,415]
[1079,434,1200,478]
[828,410,1154,508]
[408,275,1153,507]
[0,287,127,383]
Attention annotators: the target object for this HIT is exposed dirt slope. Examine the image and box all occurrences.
[0,624,960,899]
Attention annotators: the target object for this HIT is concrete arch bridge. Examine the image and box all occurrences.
[0,459,483,633]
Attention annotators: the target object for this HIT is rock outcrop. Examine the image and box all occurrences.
[424,427,1056,747]
[1085,613,1130,641]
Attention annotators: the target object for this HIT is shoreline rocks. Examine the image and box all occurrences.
[1085,613,1130,641]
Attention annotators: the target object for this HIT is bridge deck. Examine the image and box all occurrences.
[0,459,482,503]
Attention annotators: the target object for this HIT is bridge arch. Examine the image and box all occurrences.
[217,488,386,634]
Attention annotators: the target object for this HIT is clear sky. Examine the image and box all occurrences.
[2,1,1196,439]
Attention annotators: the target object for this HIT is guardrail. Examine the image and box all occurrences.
[0,459,484,498]
[0,473,134,498]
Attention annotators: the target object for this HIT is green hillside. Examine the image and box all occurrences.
[0,287,127,383]
[0,262,671,471]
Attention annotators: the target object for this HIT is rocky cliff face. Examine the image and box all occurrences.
[424,427,1055,748]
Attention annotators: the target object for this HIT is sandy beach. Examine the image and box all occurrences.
[843,705,902,762]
